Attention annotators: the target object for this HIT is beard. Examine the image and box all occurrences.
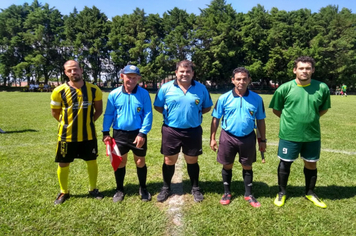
[70,75,82,82]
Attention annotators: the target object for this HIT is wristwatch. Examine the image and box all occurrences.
[260,139,267,143]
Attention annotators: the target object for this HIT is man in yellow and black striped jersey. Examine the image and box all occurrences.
[50,60,103,205]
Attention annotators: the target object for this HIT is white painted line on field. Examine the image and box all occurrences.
[167,152,184,235]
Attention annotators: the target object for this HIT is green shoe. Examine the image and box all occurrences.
[274,192,286,207]
[305,194,327,208]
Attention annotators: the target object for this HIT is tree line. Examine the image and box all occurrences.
[1,0,355,90]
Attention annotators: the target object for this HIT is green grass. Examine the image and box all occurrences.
[0,91,355,235]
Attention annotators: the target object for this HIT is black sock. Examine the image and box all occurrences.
[162,163,175,189]
[304,167,317,195]
[137,165,147,189]
[278,160,292,194]
[222,168,232,194]
[114,166,126,191]
[187,163,200,188]
[243,169,253,196]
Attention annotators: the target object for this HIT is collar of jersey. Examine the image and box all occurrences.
[174,79,196,86]
[294,80,311,87]
[232,88,250,97]
[122,84,138,94]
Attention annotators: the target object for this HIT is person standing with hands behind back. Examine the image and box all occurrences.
[269,56,330,208]
[102,65,153,202]
[210,67,266,207]
[51,60,103,205]
[154,60,213,203]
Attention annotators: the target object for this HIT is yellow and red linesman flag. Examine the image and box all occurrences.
[105,138,122,171]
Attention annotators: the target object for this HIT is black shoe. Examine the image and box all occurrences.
[139,187,152,202]
[54,192,70,205]
[113,190,125,202]
[89,188,104,200]
[191,187,204,202]
[157,187,171,202]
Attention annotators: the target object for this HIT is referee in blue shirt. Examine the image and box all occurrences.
[103,65,153,202]
[210,67,266,207]
[154,60,213,202]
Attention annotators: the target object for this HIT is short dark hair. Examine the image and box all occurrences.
[176,60,195,71]
[232,67,250,78]
[294,56,315,68]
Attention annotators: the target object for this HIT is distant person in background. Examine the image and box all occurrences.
[269,56,330,208]
[102,65,153,202]
[51,60,103,205]
[154,60,213,203]
[29,83,35,92]
[341,84,347,97]
[210,67,266,207]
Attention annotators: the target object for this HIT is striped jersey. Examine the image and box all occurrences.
[50,81,102,142]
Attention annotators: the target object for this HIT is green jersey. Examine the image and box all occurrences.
[269,79,331,142]
[342,85,347,92]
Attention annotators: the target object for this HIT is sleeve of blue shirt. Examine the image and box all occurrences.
[102,92,115,133]
[202,86,213,109]
[211,95,224,119]
[139,90,153,135]
[153,87,165,107]
[256,98,266,120]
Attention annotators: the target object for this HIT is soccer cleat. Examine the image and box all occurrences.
[113,190,125,202]
[157,187,171,202]
[54,192,70,205]
[244,195,261,208]
[305,193,327,208]
[139,187,152,202]
[191,187,204,202]
[89,188,104,200]
[274,192,286,207]
[220,193,232,205]
[0,128,5,133]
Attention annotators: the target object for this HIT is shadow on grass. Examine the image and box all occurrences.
[0,129,38,134]
[65,182,356,201]
[199,181,356,200]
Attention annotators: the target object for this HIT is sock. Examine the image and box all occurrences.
[243,169,253,196]
[137,165,147,189]
[222,168,232,194]
[114,166,126,191]
[304,167,317,195]
[187,163,200,188]
[278,160,292,194]
[162,163,175,189]
[86,160,98,191]
[57,165,69,194]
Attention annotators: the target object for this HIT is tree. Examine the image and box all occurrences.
[193,0,241,85]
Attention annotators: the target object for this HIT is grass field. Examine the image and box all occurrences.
[0,91,355,235]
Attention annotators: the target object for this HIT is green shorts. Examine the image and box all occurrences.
[277,139,321,162]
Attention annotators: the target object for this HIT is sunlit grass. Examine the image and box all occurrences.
[0,91,355,235]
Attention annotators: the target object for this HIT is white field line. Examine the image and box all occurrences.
[167,152,184,236]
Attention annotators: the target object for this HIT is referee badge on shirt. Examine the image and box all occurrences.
[195,99,200,105]
[137,107,141,112]
[249,110,254,116]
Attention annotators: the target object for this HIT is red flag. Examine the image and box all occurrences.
[105,138,122,171]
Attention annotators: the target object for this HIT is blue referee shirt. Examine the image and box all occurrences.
[212,89,266,137]
[154,79,213,129]
[103,85,152,135]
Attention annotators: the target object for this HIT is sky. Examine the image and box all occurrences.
[0,0,355,19]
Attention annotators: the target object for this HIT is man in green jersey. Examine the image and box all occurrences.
[341,84,347,96]
[269,56,331,208]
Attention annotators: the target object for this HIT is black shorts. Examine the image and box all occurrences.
[113,129,147,157]
[217,130,256,166]
[161,125,203,156]
[55,139,98,163]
